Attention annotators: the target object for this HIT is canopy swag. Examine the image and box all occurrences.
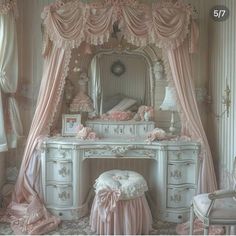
[1,0,217,234]
[41,0,194,51]
[0,0,18,17]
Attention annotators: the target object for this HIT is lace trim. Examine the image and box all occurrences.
[48,48,72,130]
[42,1,88,49]
[149,1,192,50]
[41,0,194,50]
[41,0,65,20]
[0,0,18,17]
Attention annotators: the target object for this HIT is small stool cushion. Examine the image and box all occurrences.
[94,169,148,200]
[90,169,152,235]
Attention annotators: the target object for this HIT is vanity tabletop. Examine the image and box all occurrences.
[43,136,200,148]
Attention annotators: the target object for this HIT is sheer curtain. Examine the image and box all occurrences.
[0,4,23,152]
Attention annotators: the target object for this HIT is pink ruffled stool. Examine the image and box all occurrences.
[90,170,152,235]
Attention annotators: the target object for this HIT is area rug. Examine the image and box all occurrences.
[0,216,177,235]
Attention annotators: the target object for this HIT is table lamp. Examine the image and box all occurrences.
[160,86,178,134]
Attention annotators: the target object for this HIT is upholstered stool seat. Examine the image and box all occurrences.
[188,191,236,235]
[90,170,152,235]
[193,194,236,220]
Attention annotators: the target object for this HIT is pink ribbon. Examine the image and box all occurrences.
[97,187,121,222]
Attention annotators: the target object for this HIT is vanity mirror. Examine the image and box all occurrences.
[88,47,162,117]
[86,46,165,138]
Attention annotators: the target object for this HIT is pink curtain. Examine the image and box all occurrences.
[0,0,217,234]
[0,43,71,234]
[90,194,152,235]
[167,40,217,193]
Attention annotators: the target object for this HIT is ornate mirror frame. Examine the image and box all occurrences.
[89,45,163,116]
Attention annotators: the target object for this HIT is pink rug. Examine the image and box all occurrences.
[176,219,224,235]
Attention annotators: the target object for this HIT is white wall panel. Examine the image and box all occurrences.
[100,54,149,105]
[208,0,236,188]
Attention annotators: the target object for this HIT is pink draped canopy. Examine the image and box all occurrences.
[1,0,217,234]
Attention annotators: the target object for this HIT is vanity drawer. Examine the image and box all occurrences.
[46,184,73,207]
[168,149,198,161]
[168,161,196,185]
[161,211,189,223]
[86,121,155,138]
[46,147,72,160]
[46,160,72,182]
[167,186,195,208]
[84,147,155,158]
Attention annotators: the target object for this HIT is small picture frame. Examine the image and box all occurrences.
[62,114,81,136]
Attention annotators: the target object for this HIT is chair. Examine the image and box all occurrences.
[89,169,152,235]
[190,158,236,235]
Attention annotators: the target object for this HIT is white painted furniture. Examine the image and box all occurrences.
[40,137,200,222]
[86,120,155,138]
[190,158,236,235]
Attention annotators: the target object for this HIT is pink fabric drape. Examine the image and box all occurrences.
[0,44,71,234]
[90,194,152,235]
[0,0,217,234]
[96,187,121,222]
[167,40,217,193]
[42,0,193,50]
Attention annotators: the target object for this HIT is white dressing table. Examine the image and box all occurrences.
[41,136,200,223]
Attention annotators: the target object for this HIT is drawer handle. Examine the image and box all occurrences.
[105,127,109,133]
[178,215,182,219]
[48,184,72,188]
[59,212,63,216]
[51,160,72,164]
[169,161,194,166]
[170,170,182,179]
[58,191,70,201]
[170,194,181,203]
[176,152,182,158]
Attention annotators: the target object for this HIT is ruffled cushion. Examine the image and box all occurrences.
[193,194,236,219]
[94,170,148,200]
[90,194,152,235]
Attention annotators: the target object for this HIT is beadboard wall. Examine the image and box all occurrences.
[208,0,236,188]
[100,54,149,106]
[5,0,215,188]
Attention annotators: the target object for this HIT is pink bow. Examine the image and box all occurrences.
[97,187,121,222]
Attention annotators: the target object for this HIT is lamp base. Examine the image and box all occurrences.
[169,111,176,135]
